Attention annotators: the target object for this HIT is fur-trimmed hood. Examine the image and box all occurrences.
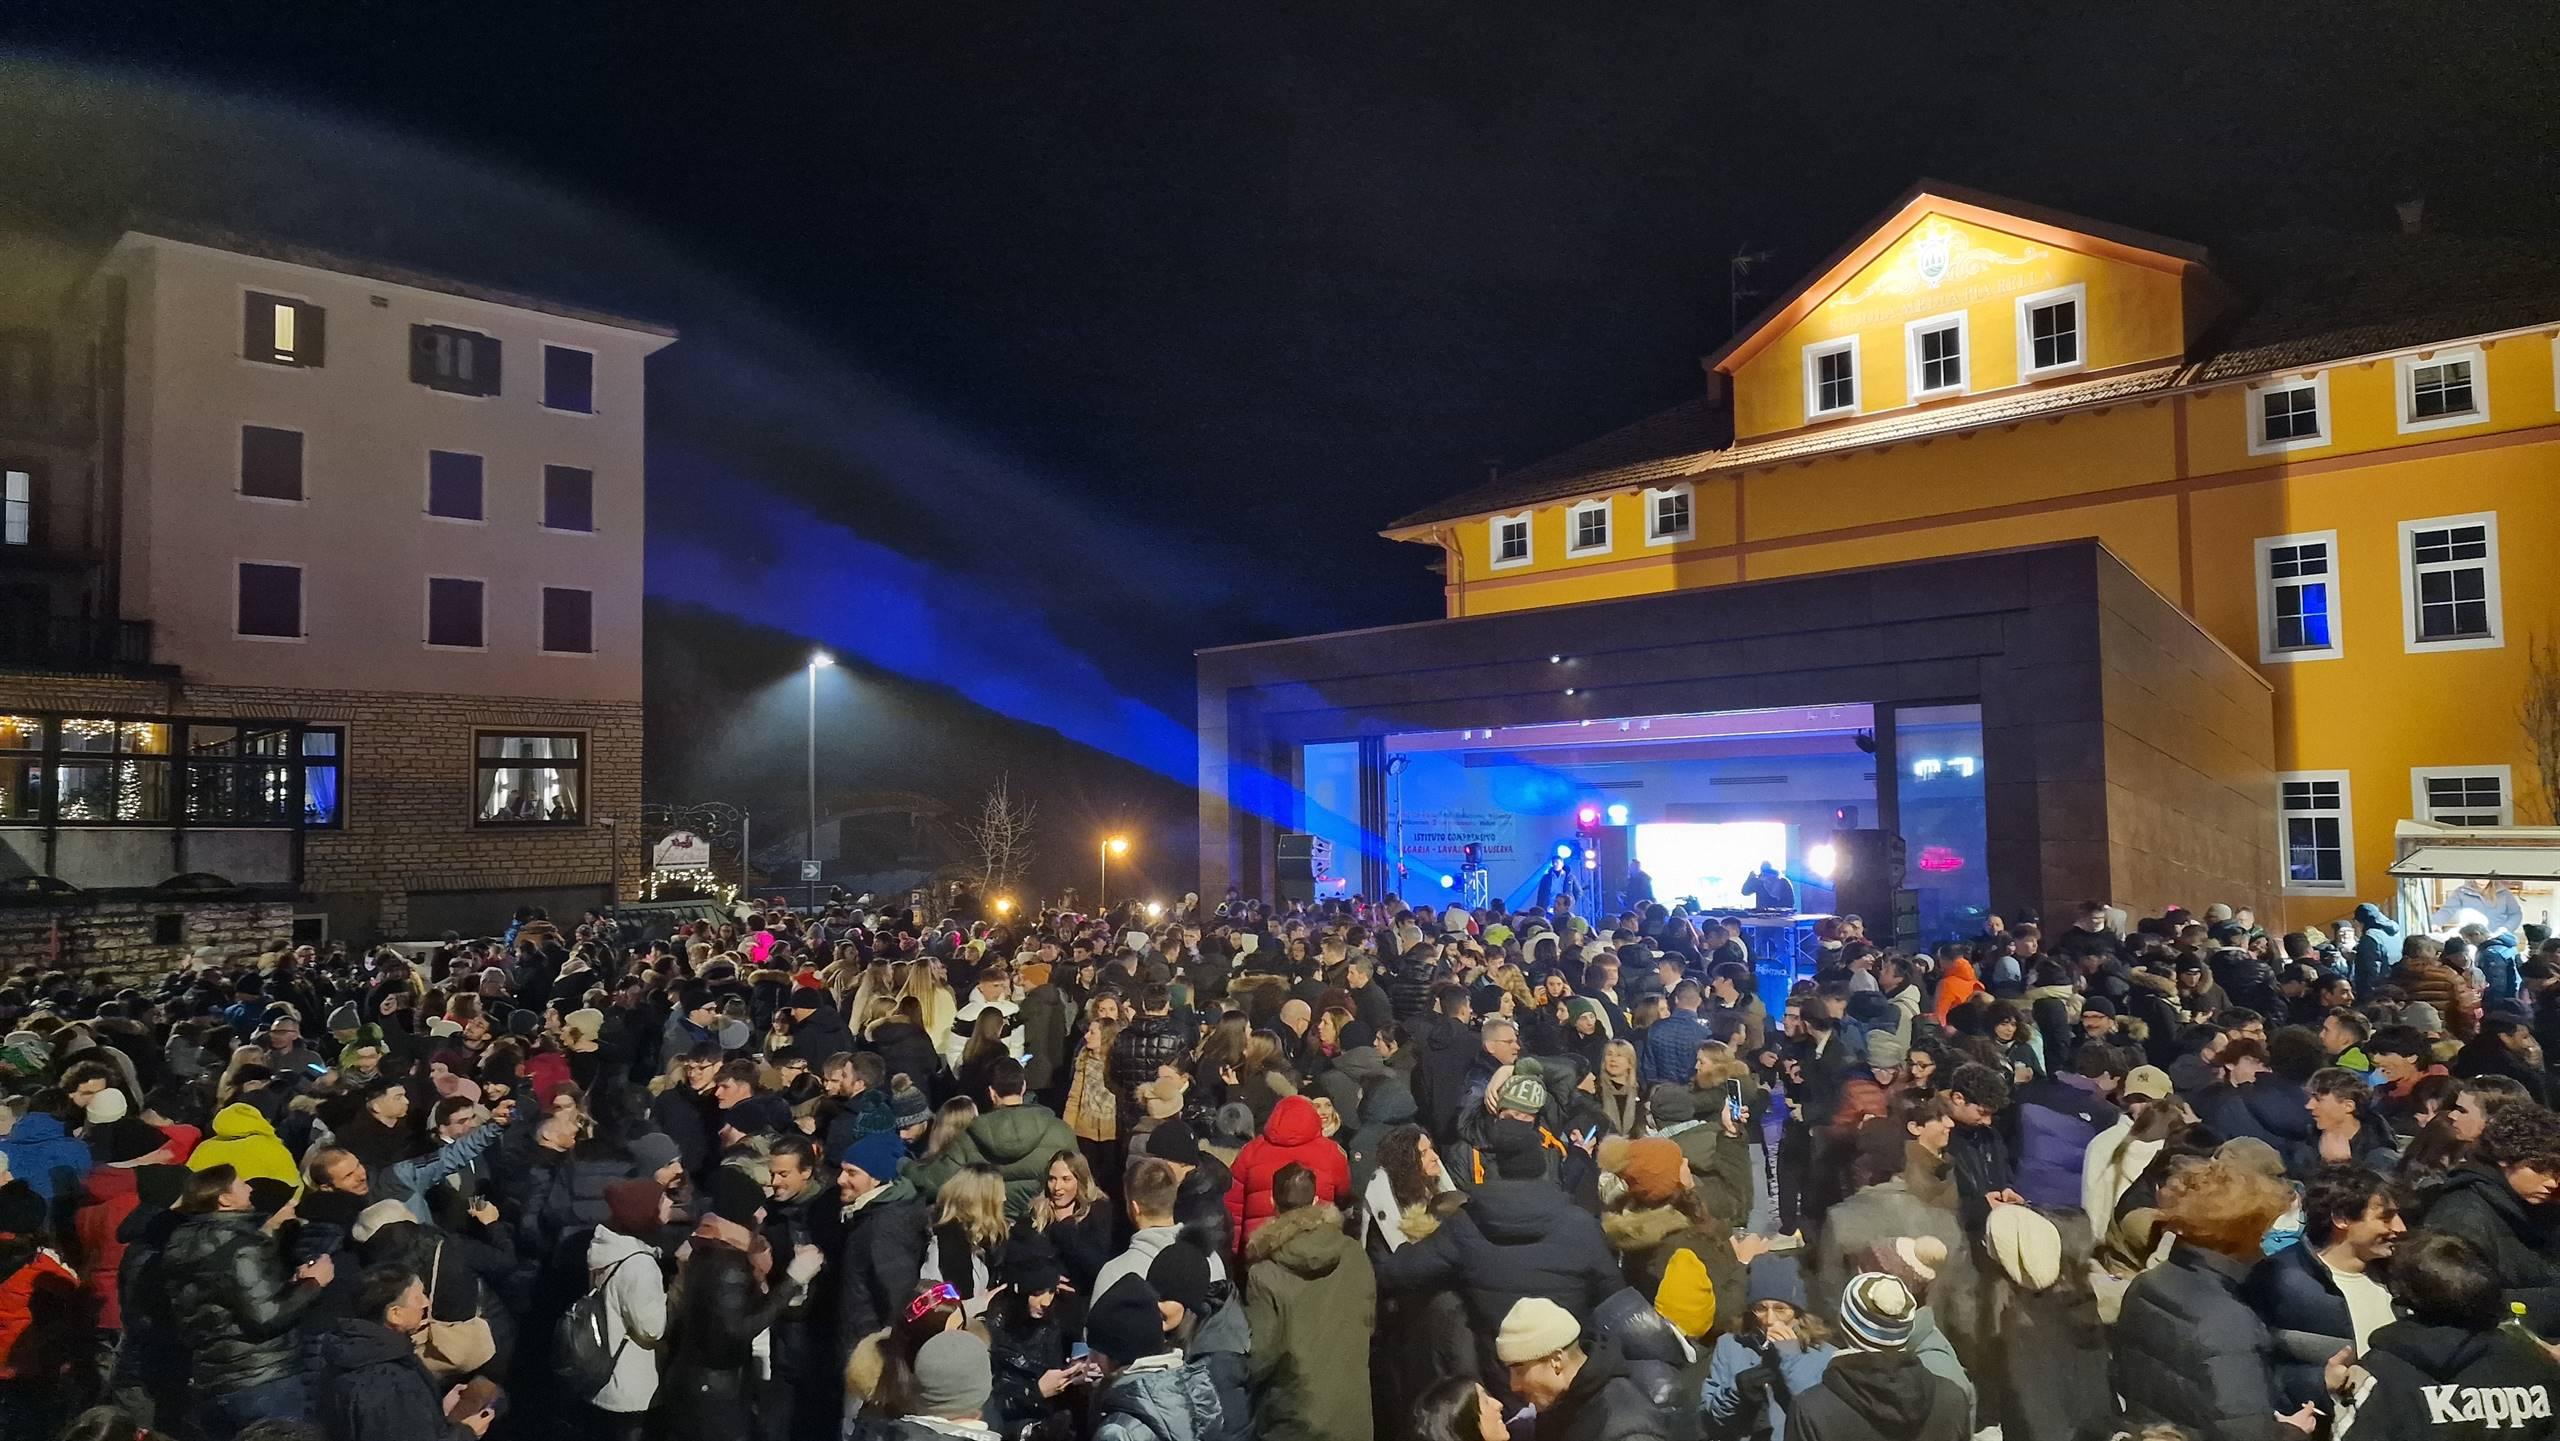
[1242,1202,1350,1272]
[1398,1201,1442,1243]
[1600,1203,1692,1252]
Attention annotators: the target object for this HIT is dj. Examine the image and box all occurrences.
[1740,860,1796,912]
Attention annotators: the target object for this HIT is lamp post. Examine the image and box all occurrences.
[806,651,833,912]
[1099,834,1129,909]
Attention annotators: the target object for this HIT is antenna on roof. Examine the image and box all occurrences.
[1483,458,1503,483]
[1729,244,1775,338]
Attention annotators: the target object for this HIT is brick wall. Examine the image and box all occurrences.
[0,896,296,985]
[0,669,644,940]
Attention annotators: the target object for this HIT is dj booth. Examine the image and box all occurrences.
[1735,911,1831,1017]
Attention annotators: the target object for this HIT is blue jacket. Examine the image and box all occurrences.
[2239,1240,2353,1414]
[1704,1332,1838,1441]
[1640,1008,1708,1087]
[2350,904,2400,998]
[0,1112,93,1204]
[2479,932,2523,1002]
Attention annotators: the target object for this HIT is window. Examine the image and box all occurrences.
[57,719,171,824]
[2279,771,2353,893]
[476,732,584,825]
[1907,314,1967,397]
[542,465,595,532]
[238,425,305,502]
[2247,374,2330,456]
[0,333,47,420]
[235,562,303,640]
[542,345,595,413]
[411,324,501,397]
[2016,285,2085,378]
[301,727,343,828]
[425,577,486,650]
[1565,499,1611,558]
[426,450,485,522]
[182,724,297,825]
[0,714,39,819]
[2399,512,2502,652]
[1644,483,1694,546]
[1804,338,1858,419]
[3,470,27,546]
[2396,346,2487,433]
[2252,530,2342,664]
[243,293,325,367]
[541,586,595,654]
[1489,512,1532,570]
[2412,767,2512,827]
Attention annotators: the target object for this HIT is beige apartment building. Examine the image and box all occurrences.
[0,224,673,965]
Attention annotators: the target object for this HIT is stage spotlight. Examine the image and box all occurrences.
[1554,841,1575,861]
[1439,873,1457,889]
[1806,843,1838,880]
[1580,719,1592,727]
[1605,803,1630,826]
[1548,654,1563,664]
[1576,804,1601,827]
[1563,687,1577,696]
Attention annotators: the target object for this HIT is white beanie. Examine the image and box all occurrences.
[1495,1296,1581,1364]
[85,1088,130,1125]
[350,1199,416,1243]
[1986,1204,2064,1291]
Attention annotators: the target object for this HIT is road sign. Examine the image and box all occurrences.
[800,860,821,881]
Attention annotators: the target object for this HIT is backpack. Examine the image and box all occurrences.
[552,1252,645,1398]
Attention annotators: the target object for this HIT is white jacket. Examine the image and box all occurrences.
[2081,1113,2159,1234]
[587,1223,667,1413]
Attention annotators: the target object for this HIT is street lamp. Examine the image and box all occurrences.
[992,896,1014,917]
[1099,834,1130,909]
[806,651,834,911]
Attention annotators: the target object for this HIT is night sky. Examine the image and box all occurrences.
[3,6,2554,896]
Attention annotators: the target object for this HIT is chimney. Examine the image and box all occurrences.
[2396,196,2426,235]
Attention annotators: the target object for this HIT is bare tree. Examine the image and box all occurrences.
[960,775,1038,892]
[2523,638,2560,824]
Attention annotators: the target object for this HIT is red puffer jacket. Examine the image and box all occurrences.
[1224,1095,1349,1247]
[0,1244,79,1380]
[75,1166,140,1329]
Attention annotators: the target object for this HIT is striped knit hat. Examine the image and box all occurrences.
[1837,1272,1917,1352]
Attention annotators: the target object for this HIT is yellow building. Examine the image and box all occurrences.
[1380,183,2560,930]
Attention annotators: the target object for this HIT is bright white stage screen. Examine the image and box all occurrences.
[1633,821,1788,910]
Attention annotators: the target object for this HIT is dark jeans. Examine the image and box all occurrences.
[205,1374,311,1440]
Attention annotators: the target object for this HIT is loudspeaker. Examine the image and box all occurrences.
[1276,832,1318,880]
[1830,828,1905,930]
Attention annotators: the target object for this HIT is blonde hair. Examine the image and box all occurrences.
[922,1097,978,1161]
[1031,1148,1101,1227]
[936,1165,1010,1251]
[1601,1039,1638,1085]
[1692,1040,1747,1089]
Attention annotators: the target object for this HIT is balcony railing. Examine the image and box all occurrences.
[0,615,155,671]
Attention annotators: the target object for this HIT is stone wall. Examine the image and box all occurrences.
[0,896,296,986]
[0,669,643,942]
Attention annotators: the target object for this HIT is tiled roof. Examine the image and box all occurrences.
[1388,224,2560,533]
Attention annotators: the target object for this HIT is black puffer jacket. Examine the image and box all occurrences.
[1109,1014,1191,1117]
[2347,1318,2560,1440]
[163,1210,330,1396]
[2421,1163,2560,1335]
[1383,956,1437,1023]
[663,1231,805,1433]
[2111,1242,2285,1441]
[1525,1333,1670,1441]
[314,1317,475,1441]
[1375,1177,1620,1383]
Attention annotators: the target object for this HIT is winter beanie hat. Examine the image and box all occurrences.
[1493,1067,1549,1116]
[1838,1272,1918,1352]
[843,1128,908,1187]
[1986,1203,2064,1291]
[1618,1138,1687,1206]
[708,1166,765,1227]
[889,1080,933,1130]
[913,1330,993,1418]
[1085,1276,1171,1367]
[604,1178,665,1239]
[1495,1296,1581,1364]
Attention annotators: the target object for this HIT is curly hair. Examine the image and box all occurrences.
[2157,1155,2295,1259]
[2478,1102,2560,1174]
[1379,1123,1439,1212]
[1945,1062,2012,1115]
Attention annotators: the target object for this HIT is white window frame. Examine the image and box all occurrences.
[2395,345,2489,434]
[232,558,306,644]
[1905,311,1969,400]
[1488,511,1533,571]
[2,468,28,546]
[2278,769,2356,896]
[422,574,489,652]
[1643,482,1695,547]
[2252,529,2344,665]
[1564,499,1612,559]
[2014,283,2087,380]
[2411,765,2514,827]
[2398,510,2503,653]
[539,586,598,657]
[423,448,488,526]
[2245,372,2332,457]
[539,342,599,415]
[1802,336,1860,421]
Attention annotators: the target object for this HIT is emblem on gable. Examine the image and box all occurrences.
[1913,227,1952,287]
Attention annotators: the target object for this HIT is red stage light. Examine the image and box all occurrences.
[1576,804,1600,827]
[1916,845,1965,873]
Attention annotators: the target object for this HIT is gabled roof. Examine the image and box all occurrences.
[1704,180,2212,376]
[1386,215,2560,535]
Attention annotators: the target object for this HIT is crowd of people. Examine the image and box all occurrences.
[2,886,2559,1441]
